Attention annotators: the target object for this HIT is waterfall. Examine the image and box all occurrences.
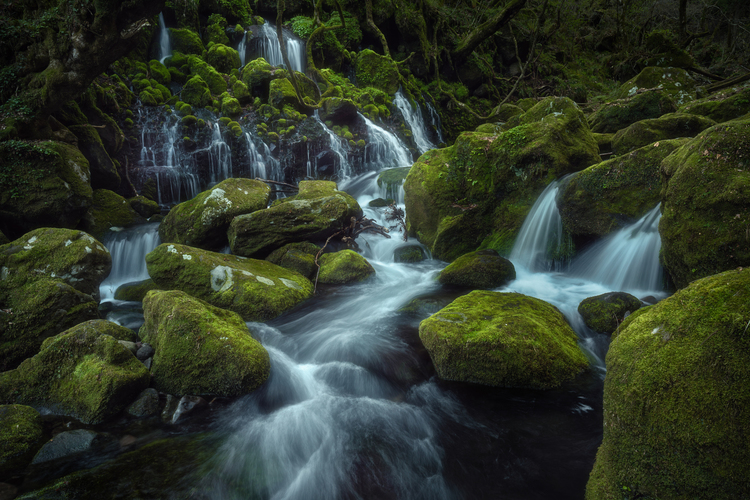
[360,113,412,170]
[99,223,161,302]
[313,111,352,179]
[569,204,664,291]
[158,13,172,64]
[245,132,282,181]
[253,22,305,73]
[509,179,572,271]
[208,122,232,183]
[393,90,436,154]
[425,99,445,145]
[238,31,247,68]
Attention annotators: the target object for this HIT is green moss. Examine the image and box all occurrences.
[241,57,273,97]
[232,79,250,105]
[586,268,750,499]
[268,78,299,108]
[206,43,240,73]
[181,75,212,108]
[678,84,750,124]
[265,242,320,280]
[611,112,716,154]
[376,167,410,201]
[168,28,205,55]
[0,404,44,475]
[318,250,375,285]
[140,290,269,396]
[419,291,588,389]
[578,292,641,334]
[612,66,697,105]
[437,249,516,289]
[79,189,144,239]
[66,124,120,191]
[355,49,400,94]
[188,55,227,95]
[206,21,230,46]
[588,90,677,133]
[114,279,160,302]
[148,60,171,85]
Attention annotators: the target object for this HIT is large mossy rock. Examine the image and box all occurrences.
[0,404,44,475]
[355,49,400,94]
[659,118,750,288]
[611,113,715,154]
[146,243,313,321]
[206,43,241,73]
[318,250,375,285]
[79,189,145,239]
[241,57,273,98]
[0,320,149,425]
[404,97,599,261]
[558,138,688,238]
[114,279,160,302]
[265,242,320,280]
[419,291,588,389]
[168,28,205,55]
[612,66,697,105]
[229,181,362,258]
[577,292,641,334]
[437,249,516,289]
[586,268,750,499]
[678,83,750,124]
[588,90,677,134]
[159,178,270,250]
[0,141,92,240]
[0,228,111,370]
[67,125,121,191]
[181,75,212,108]
[140,290,270,397]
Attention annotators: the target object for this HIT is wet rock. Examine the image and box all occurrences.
[0,404,44,475]
[355,49,400,94]
[170,396,208,424]
[438,250,516,289]
[578,292,642,334]
[393,245,426,263]
[318,250,376,285]
[611,66,697,105]
[114,279,160,302]
[678,84,750,124]
[79,189,146,240]
[368,198,395,208]
[126,388,160,418]
[31,429,98,464]
[136,344,155,361]
[143,358,152,370]
[265,242,320,280]
[118,340,138,356]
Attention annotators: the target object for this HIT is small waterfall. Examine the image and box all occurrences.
[99,223,161,302]
[238,31,247,68]
[245,132,282,181]
[158,13,172,64]
[360,113,412,170]
[569,204,664,291]
[314,111,352,179]
[208,122,232,183]
[253,22,305,73]
[509,179,572,271]
[393,90,436,154]
[425,99,445,145]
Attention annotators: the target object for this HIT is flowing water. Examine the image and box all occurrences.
[238,31,248,68]
[252,22,306,73]
[393,90,437,154]
[360,113,412,170]
[158,13,172,64]
[99,223,161,303]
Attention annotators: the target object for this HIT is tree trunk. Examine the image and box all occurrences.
[452,0,527,62]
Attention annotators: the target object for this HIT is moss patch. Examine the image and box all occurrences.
[577,292,641,334]
[265,242,320,280]
[79,189,145,240]
[588,90,677,134]
[611,112,716,154]
[438,249,516,289]
[318,250,375,284]
[0,404,44,475]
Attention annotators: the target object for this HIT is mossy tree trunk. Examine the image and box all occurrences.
[451,0,527,62]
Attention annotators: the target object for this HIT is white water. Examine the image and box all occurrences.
[360,113,412,170]
[158,13,172,64]
[99,223,161,302]
[254,22,305,73]
[313,111,352,179]
[209,122,233,183]
[394,90,436,154]
[238,31,248,68]
[425,99,445,145]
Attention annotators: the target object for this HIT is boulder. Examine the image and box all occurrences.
[588,90,677,134]
[187,55,226,95]
[577,292,642,334]
[140,290,270,397]
[318,97,359,126]
[612,66,697,105]
[126,388,160,418]
[159,178,270,250]
[376,167,410,201]
[31,429,100,464]
[611,113,715,154]
[269,78,299,108]
[419,291,588,389]
[241,57,273,99]
[168,28,205,55]
[265,242,320,280]
[437,249,516,289]
[558,138,688,238]
[405,97,599,261]
[659,118,750,288]
[586,268,750,499]
[79,189,146,239]
[229,180,362,258]
[678,83,750,124]
[0,405,44,475]
[206,43,240,73]
[67,125,121,191]
[145,243,313,321]
[181,75,212,108]
[114,279,160,302]
[318,250,375,285]
[0,320,150,424]
[128,196,160,219]
[355,49,400,94]
[393,245,426,263]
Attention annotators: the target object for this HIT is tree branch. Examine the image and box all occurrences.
[451,0,527,62]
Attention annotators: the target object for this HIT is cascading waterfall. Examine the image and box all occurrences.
[313,111,352,179]
[158,13,172,64]
[99,223,161,302]
[253,22,305,73]
[425,99,445,145]
[393,90,436,154]
[208,122,232,183]
[238,31,247,68]
[245,132,282,181]
[360,113,412,170]
[569,204,664,291]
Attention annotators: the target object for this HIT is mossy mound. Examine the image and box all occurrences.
[140,290,270,397]
[588,90,677,134]
[181,75,212,108]
[187,56,226,95]
[612,66,697,105]
[229,181,362,258]
[355,49,400,94]
[240,57,273,98]
[206,43,241,73]
[678,83,750,124]
[404,97,599,261]
[437,249,516,289]
[269,78,299,108]
[586,268,750,499]
[558,138,688,238]
[419,291,588,389]
[659,118,750,288]
[114,279,160,302]
[393,245,426,263]
[168,28,205,55]
[79,189,145,239]
[265,241,320,280]
[577,292,641,334]
[0,405,44,476]
[377,167,410,201]
[318,250,375,284]
[0,320,149,425]
[611,113,716,154]
[159,178,270,251]
[145,243,313,321]
[128,196,160,219]
[0,141,92,240]
[319,97,359,125]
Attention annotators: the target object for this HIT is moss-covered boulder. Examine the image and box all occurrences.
[611,113,716,154]
[558,138,688,238]
[586,268,750,499]
[149,60,171,86]
[146,243,313,321]
[67,125,121,191]
[188,56,227,95]
[0,141,92,240]
[269,78,299,108]
[265,241,320,280]
[437,249,516,289]
[377,166,410,201]
[588,90,678,134]
[659,118,750,288]
[612,66,697,105]
[159,178,270,251]
[168,28,204,55]
[678,83,750,124]
[240,57,273,98]
[140,290,270,397]
[114,279,160,302]
[181,75,212,108]
[419,291,588,389]
[393,245,426,263]
[319,97,359,126]
[221,96,242,117]
[229,180,362,258]
[79,189,145,239]
[405,97,599,261]
[318,250,375,285]
[577,292,641,335]
[355,49,400,94]
[206,43,241,73]
[128,196,160,219]
[0,320,149,425]
[0,405,44,475]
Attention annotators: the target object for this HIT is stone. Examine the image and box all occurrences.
[265,242,320,280]
[136,344,155,361]
[31,429,99,464]
[588,90,678,134]
[79,189,146,239]
[355,49,400,94]
[678,83,750,124]
[577,292,642,334]
[393,245,425,263]
[611,112,716,154]
[114,279,160,302]
[170,395,207,424]
[437,249,516,289]
[318,250,376,285]
[206,43,240,73]
[612,66,697,105]
[126,388,160,418]
[0,405,44,475]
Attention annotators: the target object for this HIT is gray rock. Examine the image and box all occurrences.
[118,340,138,356]
[126,388,160,418]
[136,343,155,361]
[143,357,152,370]
[393,245,425,263]
[32,429,98,464]
[171,395,208,424]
